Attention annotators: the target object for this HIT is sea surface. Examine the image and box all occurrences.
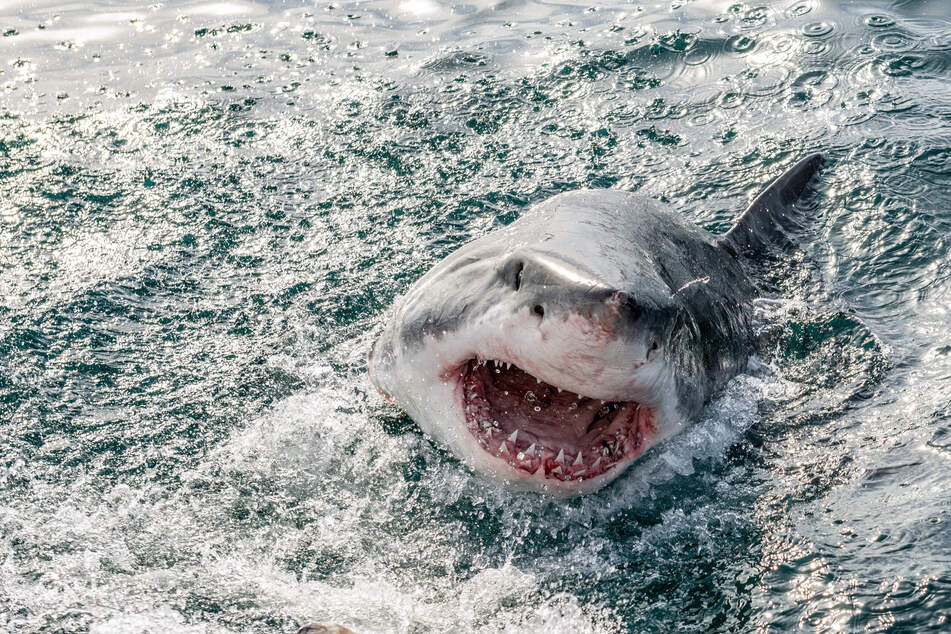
[0,0,949,632]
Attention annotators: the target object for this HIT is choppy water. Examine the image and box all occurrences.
[1,0,949,631]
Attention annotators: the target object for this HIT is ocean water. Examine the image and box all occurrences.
[0,0,949,632]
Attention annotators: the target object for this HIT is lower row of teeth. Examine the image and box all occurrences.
[464,364,640,480]
[468,418,636,479]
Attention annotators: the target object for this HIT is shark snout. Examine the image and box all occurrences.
[501,252,645,326]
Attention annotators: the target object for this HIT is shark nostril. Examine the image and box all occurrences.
[533,304,545,318]
[514,262,524,291]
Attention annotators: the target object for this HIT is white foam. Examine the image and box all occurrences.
[0,342,792,633]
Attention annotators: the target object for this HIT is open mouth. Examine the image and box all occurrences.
[460,358,654,483]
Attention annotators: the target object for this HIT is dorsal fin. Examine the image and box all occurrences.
[718,152,826,257]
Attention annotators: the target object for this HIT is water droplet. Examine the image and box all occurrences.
[865,15,895,28]
[787,3,811,17]
[872,32,918,53]
[726,35,757,54]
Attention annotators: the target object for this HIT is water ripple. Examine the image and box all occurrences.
[802,21,835,38]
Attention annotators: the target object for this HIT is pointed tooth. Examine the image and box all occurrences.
[556,387,562,393]
[573,468,587,476]
[505,362,511,370]
[556,449,565,464]
[551,466,563,475]
[592,456,602,469]
[507,430,519,443]
[573,451,583,466]
[537,377,542,384]
[600,400,606,405]
[498,442,509,456]
[577,393,583,400]
[526,443,536,457]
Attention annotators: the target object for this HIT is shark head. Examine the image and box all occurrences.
[369,190,757,495]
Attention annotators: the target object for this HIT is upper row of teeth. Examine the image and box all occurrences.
[478,359,603,401]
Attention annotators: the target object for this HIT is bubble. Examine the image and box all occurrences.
[802,22,835,38]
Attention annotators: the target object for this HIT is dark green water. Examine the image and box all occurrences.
[1,0,949,632]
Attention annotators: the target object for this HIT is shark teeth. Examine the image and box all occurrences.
[464,357,648,483]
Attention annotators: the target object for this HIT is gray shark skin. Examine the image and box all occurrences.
[369,153,826,496]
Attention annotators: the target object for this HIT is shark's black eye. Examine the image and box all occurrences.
[533,304,545,317]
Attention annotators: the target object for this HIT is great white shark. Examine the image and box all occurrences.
[369,153,826,495]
